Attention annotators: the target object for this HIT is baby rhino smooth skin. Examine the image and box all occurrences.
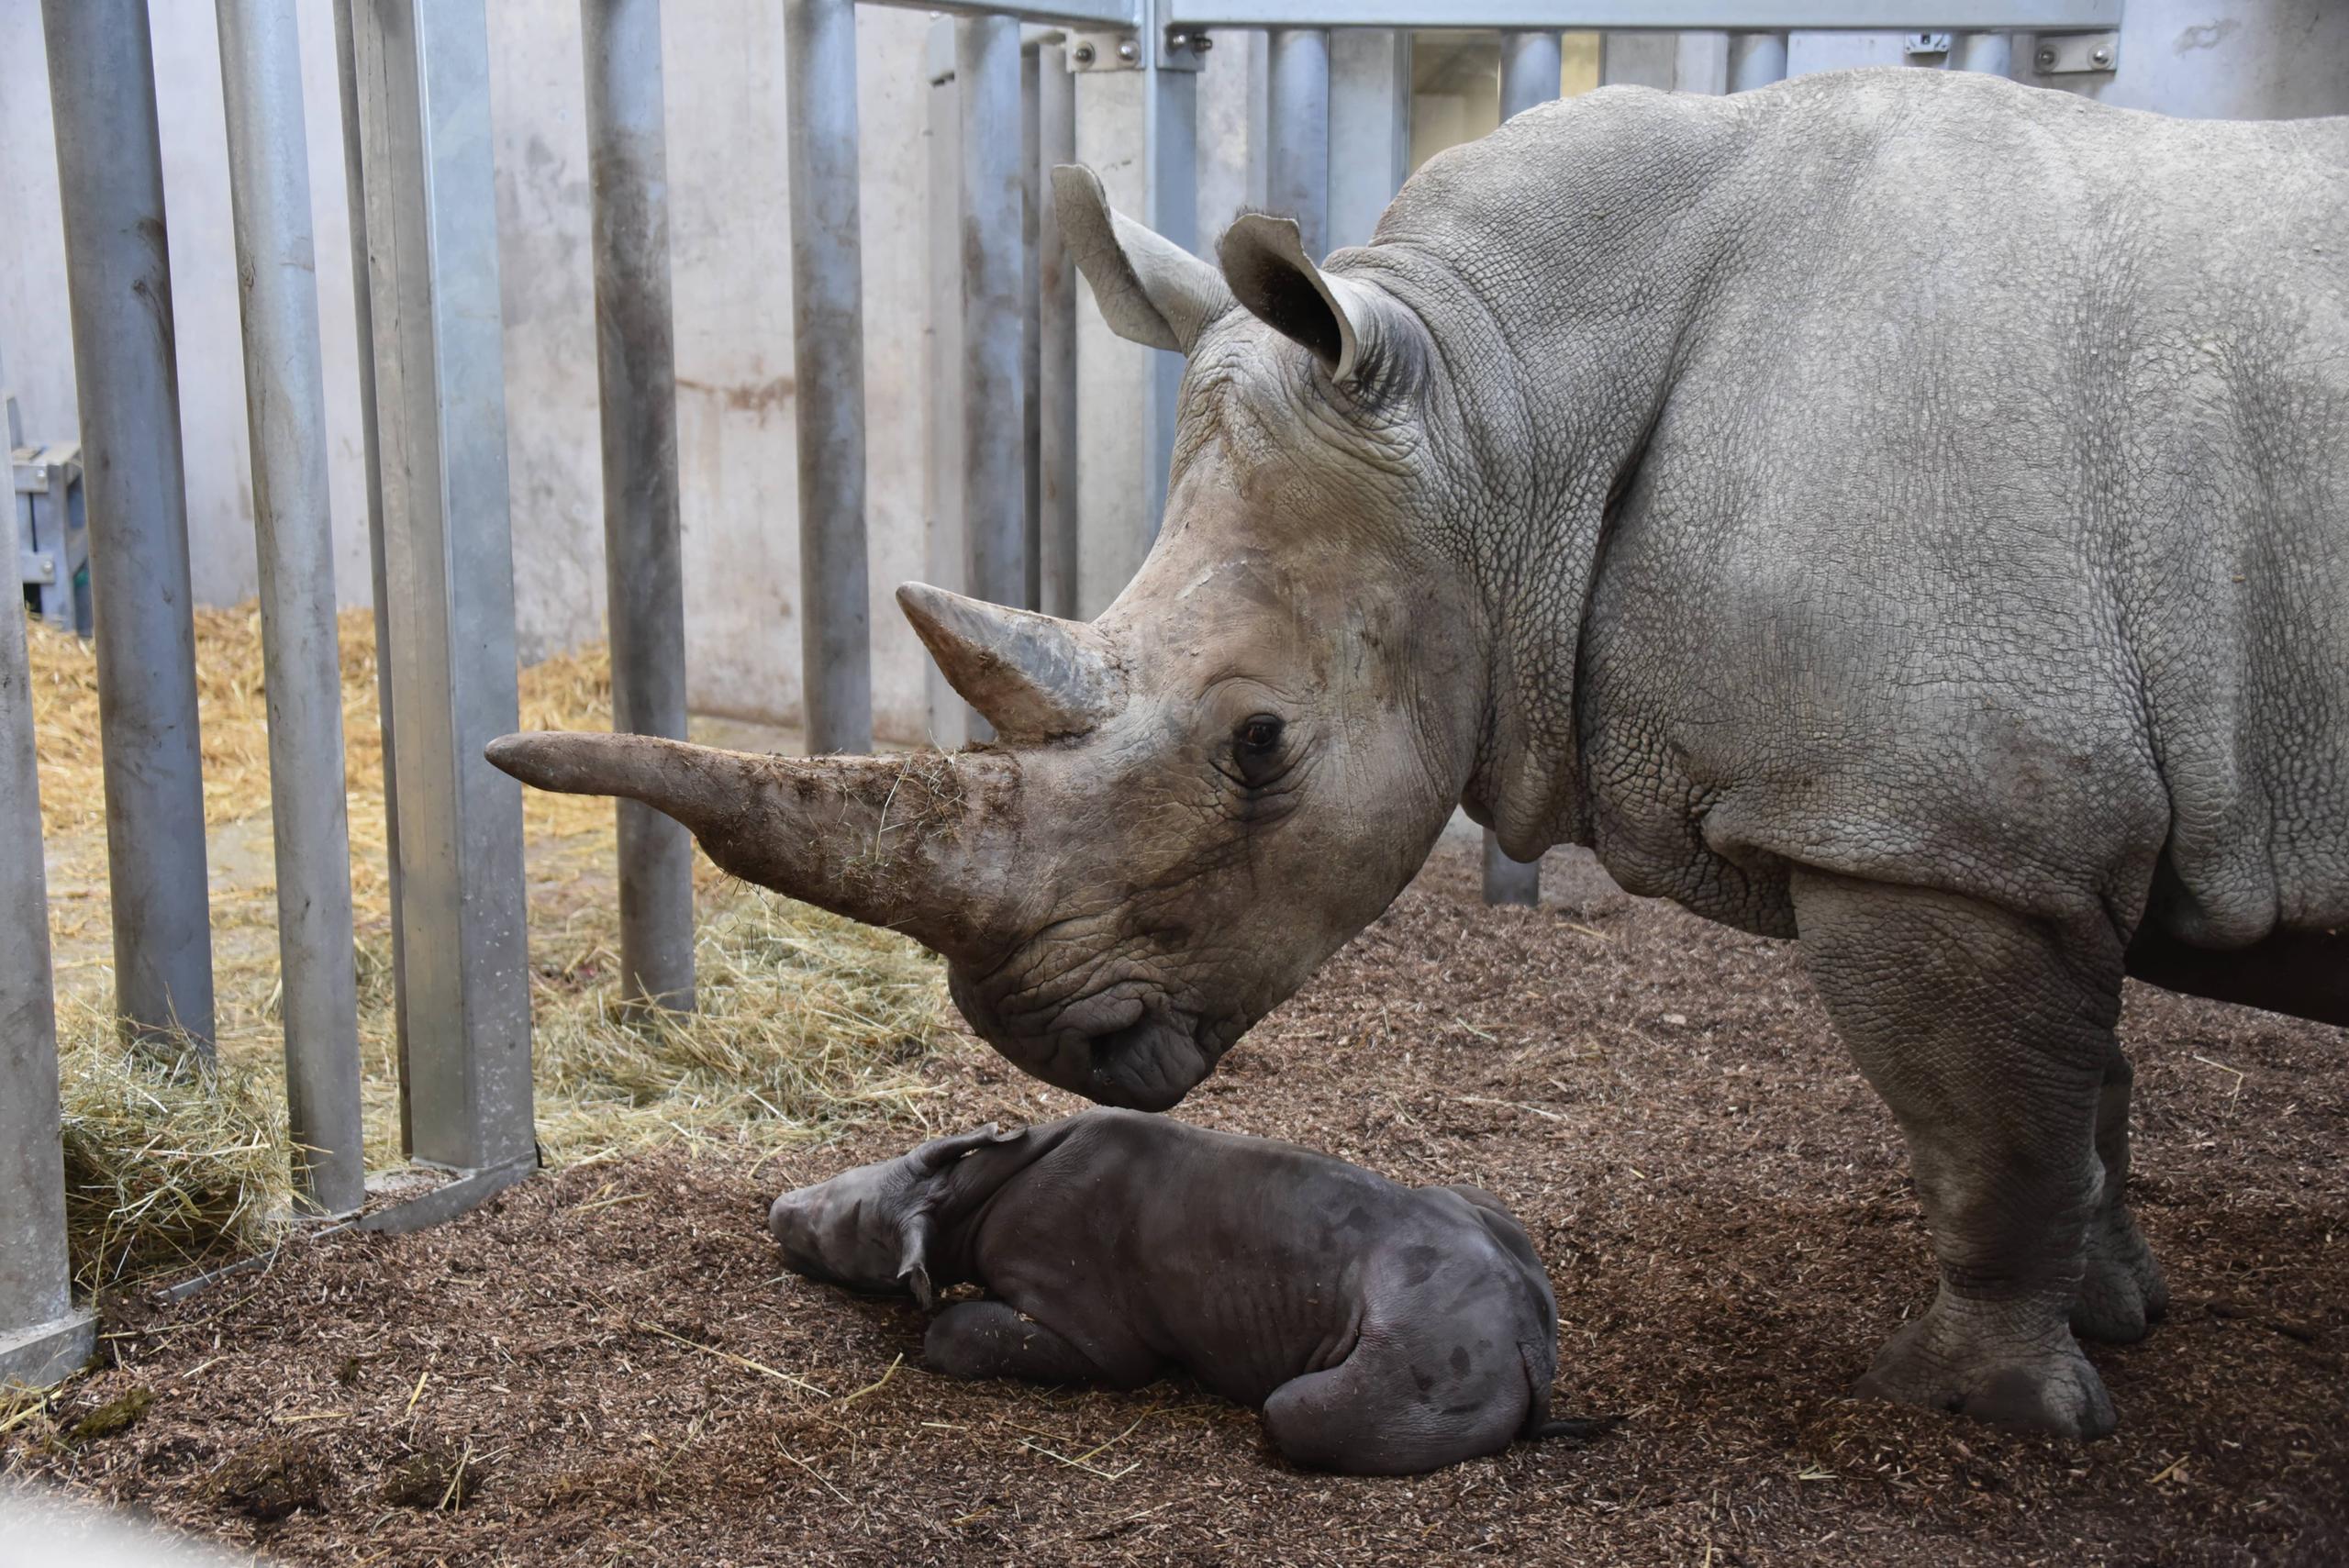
[769,1110,1609,1475]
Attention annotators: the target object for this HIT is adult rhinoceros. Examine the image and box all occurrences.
[490,69,2348,1439]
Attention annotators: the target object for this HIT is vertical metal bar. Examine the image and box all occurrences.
[1728,33,1789,91]
[1020,41,1043,615]
[783,0,874,756]
[1265,28,1329,259]
[217,0,367,1216]
[351,0,535,1174]
[922,32,968,748]
[1955,33,2013,75]
[1139,17,1197,555]
[1036,40,1078,620]
[0,519,94,1388]
[959,16,1026,710]
[582,0,695,1010]
[1483,834,1541,909]
[1326,29,1409,252]
[40,0,215,1052]
[334,0,409,1151]
[1500,30,1563,119]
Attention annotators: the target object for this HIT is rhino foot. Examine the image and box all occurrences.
[2072,1206,2168,1344]
[1856,1306,2117,1440]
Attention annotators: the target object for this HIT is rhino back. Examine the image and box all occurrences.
[1536,72,2349,941]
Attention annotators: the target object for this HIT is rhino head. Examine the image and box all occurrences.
[490,164,1572,1111]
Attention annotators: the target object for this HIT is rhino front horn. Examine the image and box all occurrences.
[896,583,1124,743]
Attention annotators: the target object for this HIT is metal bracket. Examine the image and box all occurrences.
[21,551,56,586]
[1902,32,1952,58]
[1066,25,1207,72]
[2032,32,2118,73]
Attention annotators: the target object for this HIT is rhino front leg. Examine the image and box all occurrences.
[924,1300,1155,1389]
[1789,868,2122,1439]
[2076,1054,2168,1344]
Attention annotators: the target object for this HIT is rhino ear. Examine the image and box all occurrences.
[896,1210,939,1310]
[1219,213,1388,386]
[1052,163,1233,353]
[905,1121,1026,1175]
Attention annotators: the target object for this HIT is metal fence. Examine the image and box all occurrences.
[0,0,2121,1388]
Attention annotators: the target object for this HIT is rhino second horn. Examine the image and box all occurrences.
[896,583,1124,743]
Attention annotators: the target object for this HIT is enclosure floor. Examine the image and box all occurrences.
[6,840,2344,1566]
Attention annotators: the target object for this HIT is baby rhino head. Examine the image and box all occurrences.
[768,1124,1024,1307]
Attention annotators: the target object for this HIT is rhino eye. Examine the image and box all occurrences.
[1237,715,1285,753]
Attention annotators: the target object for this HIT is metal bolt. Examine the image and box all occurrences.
[2036,45,2057,68]
[1073,40,1095,65]
[2090,45,2112,67]
[1168,29,1188,49]
[1196,32,1213,50]
[1117,38,1138,62]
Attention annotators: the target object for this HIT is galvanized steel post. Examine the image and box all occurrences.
[1500,29,1563,120]
[1728,32,1789,91]
[1956,33,2014,74]
[351,0,537,1177]
[1036,39,1078,620]
[1140,16,1200,554]
[40,0,215,1051]
[783,0,875,756]
[1266,28,1330,259]
[217,0,368,1216]
[1326,30,1411,252]
[583,0,696,1010]
[0,539,94,1388]
[959,14,1028,740]
[922,31,970,747]
[1021,41,1044,614]
[333,0,410,1150]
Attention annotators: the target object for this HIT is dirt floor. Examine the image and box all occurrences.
[6,839,2344,1566]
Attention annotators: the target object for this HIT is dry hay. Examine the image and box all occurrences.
[27,607,951,1296]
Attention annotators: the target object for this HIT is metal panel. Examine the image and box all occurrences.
[1140,18,1198,551]
[1325,29,1409,252]
[1167,3,2120,26]
[960,15,1028,742]
[217,0,367,1216]
[332,0,411,1153]
[784,0,875,756]
[1500,29,1563,117]
[1729,31,1791,88]
[40,0,215,1051]
[862,0,1140,25]
[1021,42,1044,614]
[350,0,536,1173]
[1956,31,2015,72]
[1036,40,1079,619]
[1265,28,1330,259]
[923,42,970,747]
[583,0,696,1009]
[0,511,94,1388]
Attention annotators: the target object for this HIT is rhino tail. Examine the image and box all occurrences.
[1516,1341,1622,1445]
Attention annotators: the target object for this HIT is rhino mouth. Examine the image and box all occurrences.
[1080,1003,1211,1111]
[955,971,1215,1111]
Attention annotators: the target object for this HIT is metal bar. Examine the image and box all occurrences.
[1325,29,1409,252]
[1729,31,1790,89]
[333,0,410,1151]
[1500,29,1563,118]
[216,0,367,1217]
[351,0,536,1173]
[960,15,1027,740]
[1164,1,2119,27]
[40,0,215,1052]
[1265,28,1330,260]
[784,0,875,756]
[1483,835,1542,909]
[1955,31,2013,72]
[0,514,95,1388]
[860,0,1139,25]
[922,38,970,747]
[582,0,696,1010]
[1021,42,1043,613]
[1138,12,1198,556]
[1036,40,1078,620]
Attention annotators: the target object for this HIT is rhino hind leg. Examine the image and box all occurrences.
[2075,1054,2168,1344]
[1259,1333,1530,1475]
[1789,868,2124,1440]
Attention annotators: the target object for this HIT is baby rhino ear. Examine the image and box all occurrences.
[896,1212,939,1309]
[907,1122,1025,1173]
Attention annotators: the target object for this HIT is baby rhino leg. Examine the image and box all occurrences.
[1260,1330,1527,1475]
[924,1301,1121,1387]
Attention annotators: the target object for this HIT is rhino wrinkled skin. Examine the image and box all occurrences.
[767,1113,1613,1474]
[490,71,2349,1439]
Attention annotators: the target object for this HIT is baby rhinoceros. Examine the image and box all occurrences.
[768,1108,1612,1474]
